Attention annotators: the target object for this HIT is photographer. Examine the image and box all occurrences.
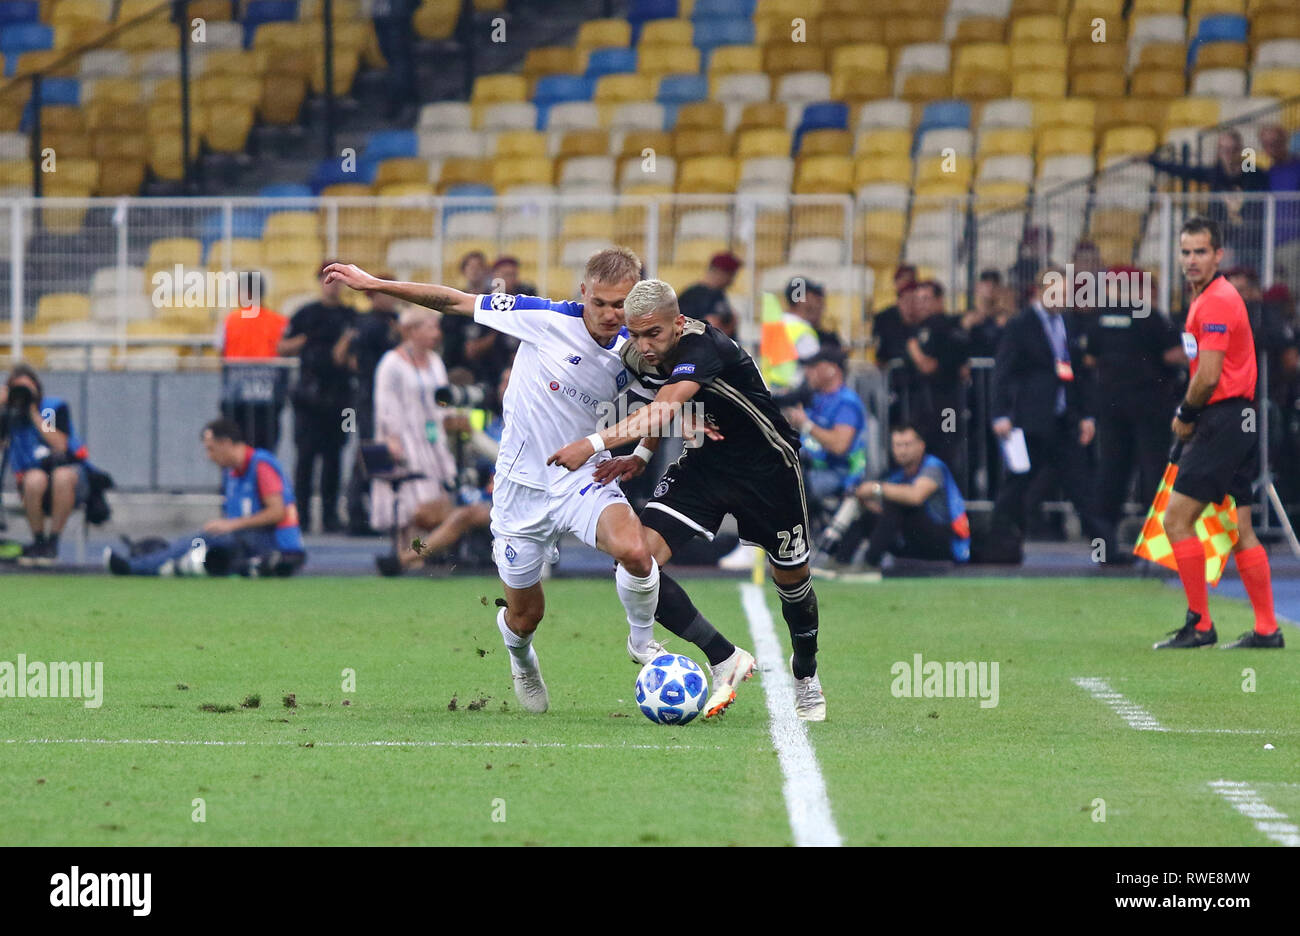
[1,364,88,566]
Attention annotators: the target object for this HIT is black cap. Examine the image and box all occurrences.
[804,346,846,369]
[784,277,825,305]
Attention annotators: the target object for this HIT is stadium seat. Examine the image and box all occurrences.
[893,42,949,95]
[1188,14,1248,66]
[1252,68,1300,98]
[710,72,771,105]
[556,129,607,159]
[1254,38,1300,71]
[1252,11,1300,43]
[676,100,726,130]
[1099,125,1159,163]
[618,129,673,159]
[676,155,738,192]
[1131,68,1186,98]
[586,47,638,78]
[777,72,831,105]
[977,153,1034,183]
[1037,126,1094,158]
[693,17,755,53]
[708,44,763,74]
[854,154,911,187]
[541,101,600,134]
[856,98,912,132]
[1190,67,1247,96]
[559,155,615,190]
[798,128,852,157]
[577,19,632,53]
[979,127,1034,157]
[595,73,655,103]
[857,127,910,156]
[676,127,731,158]
[656,73,708,104]
[638,18,693,48]
[737,127,792,157]
[638,45,700,81]
[478,102,537,132]
[738,154,793,189]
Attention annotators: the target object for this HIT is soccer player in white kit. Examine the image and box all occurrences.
[322,250,664,714]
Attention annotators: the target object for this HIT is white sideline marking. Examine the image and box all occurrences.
[1209,780,1300,847]
[739,582,842,847]
[1073,677,1167,731]
[1072,677,1268,734]
[5,738,721,751]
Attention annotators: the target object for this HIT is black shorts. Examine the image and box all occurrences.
[641,450,812,569]
[1172,397,1257,506]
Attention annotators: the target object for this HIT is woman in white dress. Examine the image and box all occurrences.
[371,307,458,567]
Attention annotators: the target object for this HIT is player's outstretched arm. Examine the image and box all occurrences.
[321,263,477,316]
[548,381,721,471]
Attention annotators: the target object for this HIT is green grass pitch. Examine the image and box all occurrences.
[2,575,1296,846]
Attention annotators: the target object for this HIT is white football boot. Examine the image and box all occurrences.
[510,654,550,713]
[790,655,826,722]
[627,635,669,666]
[704,646,756,718]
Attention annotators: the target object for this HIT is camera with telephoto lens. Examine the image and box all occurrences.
[771,383,813,410]
[435,382,496,409]
[0,382,34,441]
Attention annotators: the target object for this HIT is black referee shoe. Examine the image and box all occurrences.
[1153,611,1218,649]
[1222,629,1285,649]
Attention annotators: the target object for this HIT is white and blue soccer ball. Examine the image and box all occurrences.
[635,653,708,725]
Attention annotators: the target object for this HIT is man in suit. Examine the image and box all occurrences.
[990,271,1105,546]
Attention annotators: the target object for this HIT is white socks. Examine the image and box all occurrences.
[616,557,660,655]
[497,607,538,670]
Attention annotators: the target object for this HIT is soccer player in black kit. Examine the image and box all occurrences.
[548,279,827,720]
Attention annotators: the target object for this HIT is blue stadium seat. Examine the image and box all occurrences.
[242,0,298,47]
[0,2,39,26]
[656,73,708,105]
[364,129,418,162]
[445,184,495,199]
[200,208,267,249]
[794,101,848,153]
[19,78,81,126]
[692,0,757,20]
[1188,15,1248,67]
[586,47,637,78]
[534,74,595,129]
[693,17,754,53]
[917,99,971,133]
[0,23,53,58]
[310,159,361,194]
[628,0,678,36]
[260,183,313,199]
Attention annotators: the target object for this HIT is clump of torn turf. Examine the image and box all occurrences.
[447,695,459,711]
[176,683,189,691]
[282,693,297,709]
[467,696,490,711]
[241,694,260,709]
[199,703,238,714]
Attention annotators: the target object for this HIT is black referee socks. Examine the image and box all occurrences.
[654,571,736,668]
[776,574,819,679]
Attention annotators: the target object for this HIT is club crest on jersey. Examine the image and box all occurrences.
[504,543,517,563]
[671,363,696,376]
[548,380,560,391]
[1181,333,1198,359]
[653,479,669,498]
[616,369,628,389]
[564,354,582,365]
[490,293,516,312]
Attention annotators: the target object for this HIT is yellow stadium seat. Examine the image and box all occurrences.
[309,48,362,95]
[492,156,553,190]
[763,44,826,76]
[556,130,608,159]
[1037,126,1095,157]
[639,19,694,47]
[1100,125,1159,162]
[299,0,363,20]
[973,180,1029,213]
[37,293,91,324]
[495,130,546,157]
[1137,43,1187,71]
[619,130,673,159]
[1069,40,1126,75]
[676,129,733,160]
[708,45,762,74]
[1096,99,1168,136]
[1072,71,1127,97]
[213,238,264,269]
[1010,14,1064,43]
[559,210,616,243]
[902,72,954,101]
[203,102,255,152]
[738,101,787,131]
[862,209,906,244]
[955,43,1011,75]
[55,22,113,49]
[414,0,460,40]
[114,21,174,50]
[883,16,943,47]
[916,155,972,188]
[790,154,852,192]
[1035,97,1097,129]
[197,74,262,107]
[1132,0,1182,12]
[830,42,889,76]
[952,16,1007,45]
[595,73,655,102]
[189,0,234,20]
[857,128,910,157]
[1253,68,1300,98]
[1011,42,1067,72]
[148,238,202,270]
[1131,68,1186,98]
[252,22,314,52]
[321,183,372,197]
[260,74,308,125]
[198,49,263,78]
[264,212,320,240]
[471,73,528,106]
[374,158,430,188]
[119,0,171,18]
[979,127,1034,157]
[1252,12,1300,42]
[1193,41,1248,71]
[1012,71,1069,98]
[525,46,577,91]
[833,71,892,104]
[736,128,792,158]
[638,45,700,79]
[93,133,148,161]
[675,100,726,131]
[16,51,74,78]
[757,0,825,18]
[42,131,91,159]
[1012,0,1067,12]
[854,155,911,187]
[1164,96,1222,129]
[799,129,853,157]
[87,78,143,105]
[41,106,86,134]
[914,178,970,198]
[676,156,738,193]
[52,0,111,22]
[820,16,884,47]
[673,238,730,267]
[436,158,493,193]
[264,237,325,267]
[576,19,631,51]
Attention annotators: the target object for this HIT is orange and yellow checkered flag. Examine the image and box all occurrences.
[1133,457,1239,586]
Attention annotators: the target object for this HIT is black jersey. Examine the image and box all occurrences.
[622,318,802,471]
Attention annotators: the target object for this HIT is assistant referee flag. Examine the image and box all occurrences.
[1133,455,1239,586]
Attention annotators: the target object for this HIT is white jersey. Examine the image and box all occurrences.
[473,293,631,493]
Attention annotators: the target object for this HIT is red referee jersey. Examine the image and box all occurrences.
[1184,273,1256,404]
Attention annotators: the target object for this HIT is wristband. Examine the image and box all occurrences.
[633,444,654,463]
[586,432,607,453]
[1177,401,1203,423]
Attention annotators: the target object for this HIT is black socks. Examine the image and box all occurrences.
[654,571,735,667]
[776,573,819,679]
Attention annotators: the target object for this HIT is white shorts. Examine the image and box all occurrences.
[490,471,630,589]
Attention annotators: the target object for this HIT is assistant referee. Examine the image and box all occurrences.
[1154,216,1282,650]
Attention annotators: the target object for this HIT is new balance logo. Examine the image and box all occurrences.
[564,354,582,365]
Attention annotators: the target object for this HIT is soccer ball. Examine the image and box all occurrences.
[635,653,709,725]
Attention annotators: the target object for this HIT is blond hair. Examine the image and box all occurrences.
[584,246,642,286]
[399,305,438,330]
[624,279,678,321]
